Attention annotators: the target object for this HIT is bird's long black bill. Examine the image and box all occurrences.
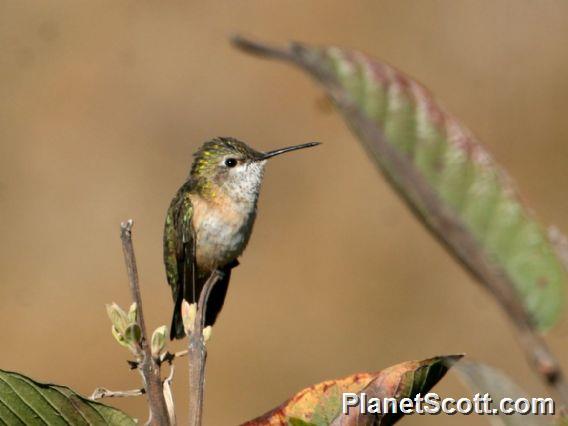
[261,141,321,160]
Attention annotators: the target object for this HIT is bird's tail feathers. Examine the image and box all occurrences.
[170,296,186,340]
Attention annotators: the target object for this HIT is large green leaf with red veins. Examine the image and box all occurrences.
[326,47,566,329]
[0,369,136,425]
[243,355,462,426]
[232,38,566,331]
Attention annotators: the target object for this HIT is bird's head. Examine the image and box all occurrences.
[190,137,319,201]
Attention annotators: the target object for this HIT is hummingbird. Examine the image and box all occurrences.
[164,137,320,339]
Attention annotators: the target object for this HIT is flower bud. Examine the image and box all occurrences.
[181,300,197,333]
[203,326,212,343]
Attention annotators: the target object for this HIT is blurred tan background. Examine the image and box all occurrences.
[1,1,568,425]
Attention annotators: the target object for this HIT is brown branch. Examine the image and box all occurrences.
[231,35,568,405]
[90,387,145,400]
[120,220,171,425]
[187,270,222,426]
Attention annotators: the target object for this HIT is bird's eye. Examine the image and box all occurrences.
[224,158,237,168]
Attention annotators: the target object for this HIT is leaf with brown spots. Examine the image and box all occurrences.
[242,355,462,426]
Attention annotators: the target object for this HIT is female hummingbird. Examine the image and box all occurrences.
[164,137,320,339]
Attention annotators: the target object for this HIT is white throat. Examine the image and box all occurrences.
[222,160,267,205]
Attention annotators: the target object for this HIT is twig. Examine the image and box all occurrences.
[128,349,188,369]
[188,270,222,426]
[159,349,189,366]
[120,220,171,425]
[90,387,145,400]
[231,35,568,405]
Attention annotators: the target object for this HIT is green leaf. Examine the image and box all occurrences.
[111,326,131,349]
[288,418,317,426]
[233,37,566,331]
[106,303,128,334]
[454,361,551,426]
[242,355,462,426]
[124,323,142,345]
[127,302,138,324]
[151,325,167,357]
[0,369,136,425]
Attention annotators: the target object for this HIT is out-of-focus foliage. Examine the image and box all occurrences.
[233,38,567,332]
[454,361,551,426]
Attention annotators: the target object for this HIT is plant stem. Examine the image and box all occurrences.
[90,388,145,400]
[188,270,222,426]
[120,220,171,425]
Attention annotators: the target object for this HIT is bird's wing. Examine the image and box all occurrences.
[164,184,196,306]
